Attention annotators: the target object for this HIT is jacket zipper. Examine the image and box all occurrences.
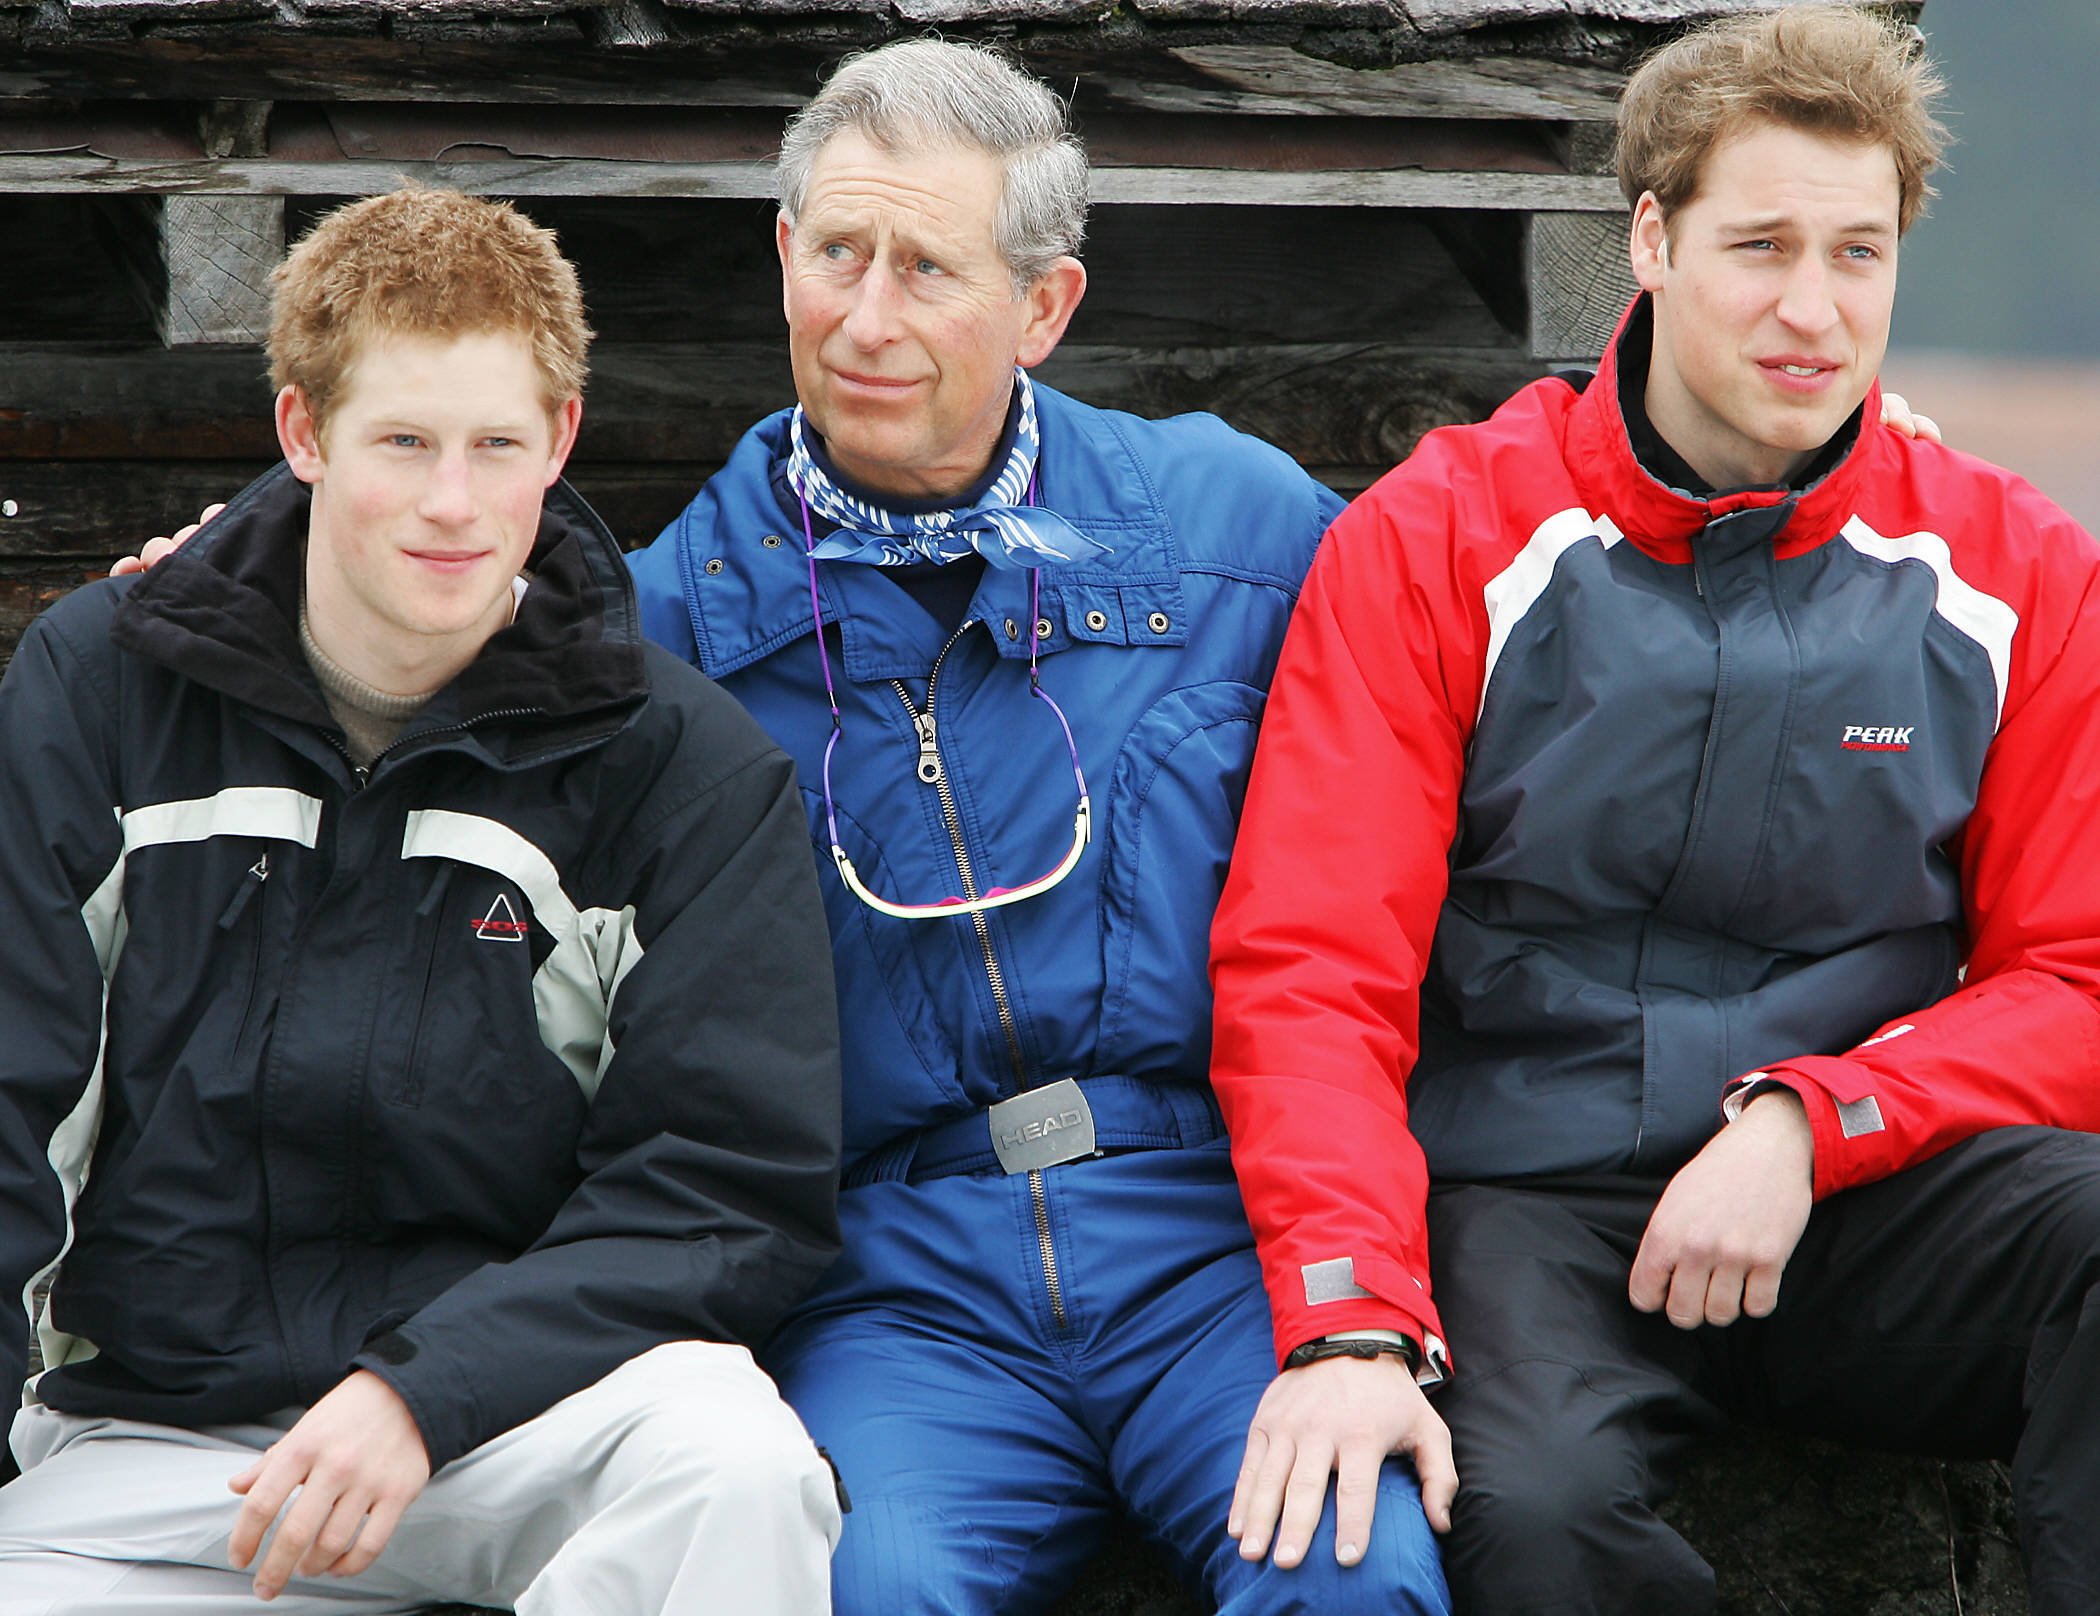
[889,625,1069,1331]
[216,852,272,1062]
[333,705,551,791]
[394,865,456,1108]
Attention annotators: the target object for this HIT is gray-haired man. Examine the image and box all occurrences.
[627,37,1453,1616]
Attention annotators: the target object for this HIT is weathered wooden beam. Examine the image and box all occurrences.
[197,98,274,160]
[0,343,792,464]
[585,0,675,48]
[0,5,1918,110]
[154,195,286,346]
[1542,120,1618,178]
[1148,44,1629,121]
[0,344,278,457]
[0,460,280,557]
[96,193,287,347]
[0,30,1650,113]
[0,152,1627,209]
[1526,209,1638,361]
[61,0,273,18]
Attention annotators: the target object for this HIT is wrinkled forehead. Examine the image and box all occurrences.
[795,130,1008,249]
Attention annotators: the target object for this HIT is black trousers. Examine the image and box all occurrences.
[1426,1127,2100,1616]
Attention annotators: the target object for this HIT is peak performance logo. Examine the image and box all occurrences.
[1841,725,1915,752]
[471,892,528,942]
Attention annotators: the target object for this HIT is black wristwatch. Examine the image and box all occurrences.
[1284,1334,1422,1375]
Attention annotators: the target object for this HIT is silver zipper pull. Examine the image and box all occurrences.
[912,710,944,785]
[249,853,269,882]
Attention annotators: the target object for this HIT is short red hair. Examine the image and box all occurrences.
[269,187,592,431]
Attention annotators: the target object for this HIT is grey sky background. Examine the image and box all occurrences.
[1891,0,2100,357]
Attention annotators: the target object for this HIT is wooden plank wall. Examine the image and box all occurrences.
[0,193,1543,672]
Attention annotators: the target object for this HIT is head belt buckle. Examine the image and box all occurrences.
[988,1079,1099,1174]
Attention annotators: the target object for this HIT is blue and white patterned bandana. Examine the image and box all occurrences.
[787,369,1110,570]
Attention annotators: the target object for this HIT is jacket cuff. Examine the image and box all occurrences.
[1724,1062,1888,1200]
[350,1332,483,1473]
[1270,1251,1448,1378]
[1304,1328,1449,1387]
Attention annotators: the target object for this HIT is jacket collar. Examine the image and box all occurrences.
[1565,295,1881,564]
[683,381,1189,684]
[112,463,649,771]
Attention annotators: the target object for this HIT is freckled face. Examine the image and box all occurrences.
[779,133,1074,500]
[281,330,580,692]
[1633,120,1902,489]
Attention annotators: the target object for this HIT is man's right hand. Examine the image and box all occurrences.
[109,503,224,576]
[1228,1351,1457,1570]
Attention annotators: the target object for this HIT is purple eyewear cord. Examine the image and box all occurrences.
[798,493,851,851]
[799,472,1089,887]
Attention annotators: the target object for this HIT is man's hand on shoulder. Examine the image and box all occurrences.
[227,1367,431,1601]
[1877,391,1943,445]
[1229,1350,1456,1571]
[1630,1086,1815,1330]
[108,503,223,576]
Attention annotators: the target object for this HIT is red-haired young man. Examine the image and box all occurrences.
[0,189,843,1614]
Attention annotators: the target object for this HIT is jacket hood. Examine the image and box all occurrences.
[111,463,649,767]
[1565,294,1884,565]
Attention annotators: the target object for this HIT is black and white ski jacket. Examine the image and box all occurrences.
[0,465,842,1471]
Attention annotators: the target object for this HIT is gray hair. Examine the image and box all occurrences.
[776,38,1089,293]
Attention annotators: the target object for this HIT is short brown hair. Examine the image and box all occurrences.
[1616,5,1948,236]
[268,188,592,431]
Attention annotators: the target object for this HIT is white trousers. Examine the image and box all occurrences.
[0,1342,840,1616]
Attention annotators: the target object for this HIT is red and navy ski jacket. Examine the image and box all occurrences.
[1210,297,2100,1369]
[0,466,842,1469]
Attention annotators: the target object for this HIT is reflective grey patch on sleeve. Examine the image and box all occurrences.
[1303,1257,1376,1306]
[1837,1096,1887,1138]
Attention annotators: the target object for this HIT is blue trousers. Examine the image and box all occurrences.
[765,1138,1450,1615]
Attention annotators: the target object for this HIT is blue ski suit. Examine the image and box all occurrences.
[628,383,1451,1615]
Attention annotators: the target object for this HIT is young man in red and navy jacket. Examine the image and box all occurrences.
[1211,11,2100,1615]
